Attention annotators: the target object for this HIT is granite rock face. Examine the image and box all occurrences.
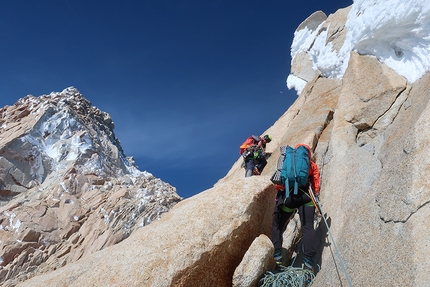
[222,5,430,287]
[17,177,276,287]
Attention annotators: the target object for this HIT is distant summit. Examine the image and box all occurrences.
[0,87,182,285]
[1,86,139,189]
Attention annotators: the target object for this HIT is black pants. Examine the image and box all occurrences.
[244,156,267,177]
[271,189,316,260]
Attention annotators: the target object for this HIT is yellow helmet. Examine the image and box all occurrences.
[263,134,272,142]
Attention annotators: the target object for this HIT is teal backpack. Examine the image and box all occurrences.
[271,145,310,196]
[282,145,310,195]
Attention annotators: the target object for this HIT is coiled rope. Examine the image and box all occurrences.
[257,266,315,287]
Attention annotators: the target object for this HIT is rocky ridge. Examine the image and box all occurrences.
[0,87,182,286]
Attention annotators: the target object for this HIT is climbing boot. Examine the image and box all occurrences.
[253,167,260,175]
[303,256,314,272]
[273,250,283,266]
[303,256,314,286]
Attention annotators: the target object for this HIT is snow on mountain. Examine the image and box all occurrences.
[1,87,149,190]
[287,0,430,94]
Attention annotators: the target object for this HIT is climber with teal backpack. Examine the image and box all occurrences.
[270,144,320,275]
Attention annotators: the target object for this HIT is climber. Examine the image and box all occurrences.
[239,134,272,177]
[271,144,320,273]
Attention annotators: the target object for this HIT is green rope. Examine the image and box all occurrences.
[258,266,315,287]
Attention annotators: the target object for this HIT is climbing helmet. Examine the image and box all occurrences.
[263,134,272,143]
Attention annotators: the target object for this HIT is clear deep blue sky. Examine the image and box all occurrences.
[0,0,352,198]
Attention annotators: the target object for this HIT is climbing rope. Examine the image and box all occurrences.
[258,266,315,287]
[308,187,353,287]
[296,150,353,286]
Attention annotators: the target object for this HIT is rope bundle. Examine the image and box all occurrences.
[258,266,314,287]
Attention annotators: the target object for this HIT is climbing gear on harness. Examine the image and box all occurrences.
[258,265,315,287]
[309,187,353,287]
[242,146,264,160]
[307,188,321,217]
[242,148,254,160]
[270,146,287,185]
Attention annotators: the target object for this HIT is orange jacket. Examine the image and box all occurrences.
[295,143,320,195]
[309,161,320,195]
[239,135,261,155]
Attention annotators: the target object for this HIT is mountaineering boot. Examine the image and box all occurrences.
[274,250,283,265]
[303,256,314,286]
[303,256,314,272]
[253,166,260,175]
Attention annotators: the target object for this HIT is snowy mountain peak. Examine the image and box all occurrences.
[0,87,145,192]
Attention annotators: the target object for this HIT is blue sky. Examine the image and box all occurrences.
[0,0,352,198]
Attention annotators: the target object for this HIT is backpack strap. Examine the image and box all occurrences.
[292,148,299,195]
[285,178,290,199]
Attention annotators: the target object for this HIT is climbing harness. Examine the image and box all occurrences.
[257,265,315,287]
[308,187,353,287]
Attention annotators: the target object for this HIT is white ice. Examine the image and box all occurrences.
[288,0,430,95]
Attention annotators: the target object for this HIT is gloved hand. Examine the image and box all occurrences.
[314,193,320,203]
[275,184,285,191]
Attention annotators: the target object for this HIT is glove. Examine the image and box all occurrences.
[275,184,285,191]
[314,193,320,203]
